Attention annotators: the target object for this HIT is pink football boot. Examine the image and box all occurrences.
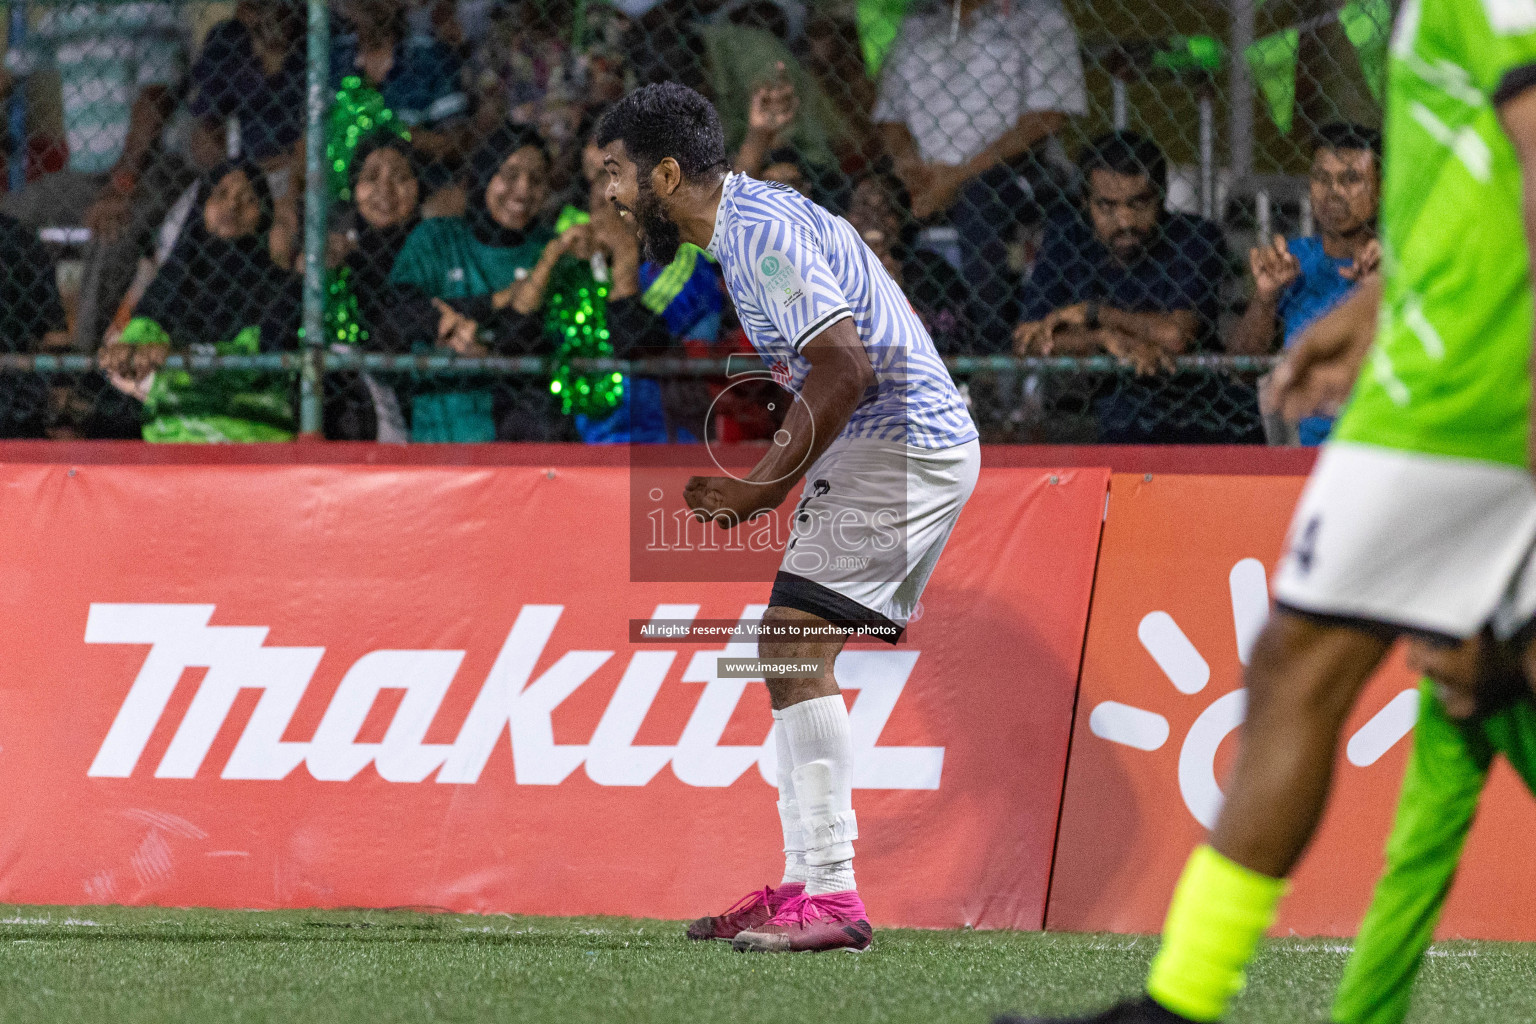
[685,882,806,941]
[730,890,873,952]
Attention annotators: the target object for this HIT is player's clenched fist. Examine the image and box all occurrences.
[1249,234,1302,301]
[684,476,787,528]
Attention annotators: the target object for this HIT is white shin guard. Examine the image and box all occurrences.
[772,710,809,886]
[781,694,857,894]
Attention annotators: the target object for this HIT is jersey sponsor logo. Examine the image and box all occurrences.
[757,250,805,307]
[83,602,944,790]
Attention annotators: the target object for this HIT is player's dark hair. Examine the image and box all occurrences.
[596,83,730,181]
[1079,130,1167,198]
[1316,121,1382,159]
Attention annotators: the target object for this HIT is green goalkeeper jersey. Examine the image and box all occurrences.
[1333,0,1536,467]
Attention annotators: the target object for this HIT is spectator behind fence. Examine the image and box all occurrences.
[332,0,470,177]
[1015,131,1254,444]
[847,170,971,354]
[190,0,307,168]
[568,130,723,442]
[873,0,1085,346]
[801,15,879,172]
[732,62,847,208]
[323,133,425,440]
[0,212,66,437]
[701,26,846,191]
[2,210,144,439]
[470,0,627,130]
[103,161,301,443]
[1230,122,1381,447]
[386,124,569,441]
[0,1,203,351]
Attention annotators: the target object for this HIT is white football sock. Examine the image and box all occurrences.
[781,694,857,895]
[772,709,809,886]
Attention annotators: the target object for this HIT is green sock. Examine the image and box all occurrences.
[1145,845,1289,1022]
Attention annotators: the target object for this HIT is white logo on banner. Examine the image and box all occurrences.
[84,603,944,789]
[1086,559,1417,829]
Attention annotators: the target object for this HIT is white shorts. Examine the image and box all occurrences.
[1272,441,1536,640]
[769,436,981,643]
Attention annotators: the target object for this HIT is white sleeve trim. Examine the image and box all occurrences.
[792,307,854,352]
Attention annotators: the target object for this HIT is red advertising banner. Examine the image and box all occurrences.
[1048,473,1536,940]
[0,462,1106,929]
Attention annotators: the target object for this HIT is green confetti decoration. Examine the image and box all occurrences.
[322,79,409,349]
[546,206,624,418]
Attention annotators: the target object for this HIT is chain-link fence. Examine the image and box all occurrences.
[0,0,1392,443]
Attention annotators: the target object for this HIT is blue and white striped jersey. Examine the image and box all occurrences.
[704,173,978,449]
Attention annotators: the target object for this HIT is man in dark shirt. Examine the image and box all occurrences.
[190,0,307,166]
[1014,130,1253,442]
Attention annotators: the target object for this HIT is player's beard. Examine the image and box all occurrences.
[635,179,682,265]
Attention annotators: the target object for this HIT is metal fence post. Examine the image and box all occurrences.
[8,2,27,193]
[1198,93,1215,220]
[1228,0,1255,188]
[299,0,330,438]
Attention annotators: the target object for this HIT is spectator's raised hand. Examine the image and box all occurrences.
[432,298,486,356]
[747,62,800,143]
[1249,234,1301,302]
[1341,238,1381,282]
[325,230,354,271]
[270,193,301,271]
[497,223,599,315]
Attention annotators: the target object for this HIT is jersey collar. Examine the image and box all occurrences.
[705,172,738,259]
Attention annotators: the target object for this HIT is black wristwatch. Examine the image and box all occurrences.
[1084,299,1102,331]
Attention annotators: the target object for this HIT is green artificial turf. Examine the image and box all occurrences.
[0,905,1531,1023]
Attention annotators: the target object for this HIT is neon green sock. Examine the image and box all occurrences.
[1145,845,1289,1022]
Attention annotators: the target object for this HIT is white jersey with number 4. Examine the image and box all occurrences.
[704,172,978,449]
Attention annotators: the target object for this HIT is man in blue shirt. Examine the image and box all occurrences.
[1014,131,1246,443]
[1229,122,1380,445]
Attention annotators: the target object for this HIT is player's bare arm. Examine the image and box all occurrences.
[686,317,875,527]
[1499,85,1536,478]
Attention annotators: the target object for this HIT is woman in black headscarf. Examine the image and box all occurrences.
[105,160,302,442]
[342,132,425,342]
[386,122,580,440]
[324,131,424,439]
